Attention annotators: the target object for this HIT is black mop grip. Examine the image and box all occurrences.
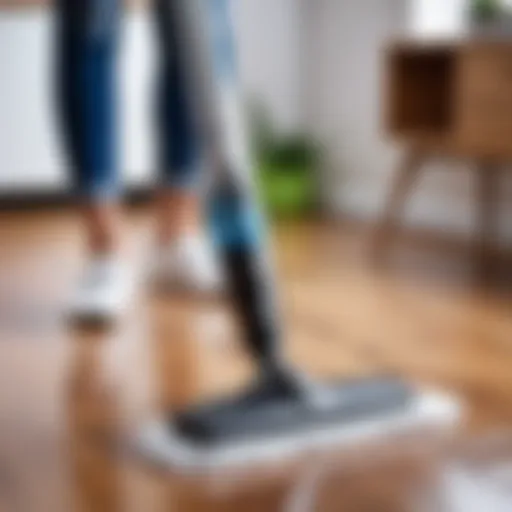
[209,172,282,366]
[221,245,280,363]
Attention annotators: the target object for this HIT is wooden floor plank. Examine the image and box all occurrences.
[0,210,510,511]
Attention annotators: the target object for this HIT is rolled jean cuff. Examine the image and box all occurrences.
[160,162,204,191]
[72,176,122,202]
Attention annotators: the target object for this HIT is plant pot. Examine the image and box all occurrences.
[257,164,316,219]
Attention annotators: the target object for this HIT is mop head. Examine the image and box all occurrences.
[137,377,461,472]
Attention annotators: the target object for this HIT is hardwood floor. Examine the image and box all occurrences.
[0,209,510,511]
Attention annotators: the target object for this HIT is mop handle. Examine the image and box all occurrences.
[173,0,283,364]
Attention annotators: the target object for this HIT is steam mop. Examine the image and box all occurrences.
[138,0,461,471]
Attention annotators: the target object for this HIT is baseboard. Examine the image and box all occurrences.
[326,212,512,262]
[0,188,153,211]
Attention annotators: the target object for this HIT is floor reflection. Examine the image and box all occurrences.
[66,331,123,512]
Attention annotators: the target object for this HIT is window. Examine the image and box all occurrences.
[410,0,467,36]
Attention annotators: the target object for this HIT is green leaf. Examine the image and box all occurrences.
[470,0,503,21]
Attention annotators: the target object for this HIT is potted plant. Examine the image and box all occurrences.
[470,0,512,35]
[249,102,321,219]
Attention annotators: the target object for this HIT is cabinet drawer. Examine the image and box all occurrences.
[460,46,512,94]
[457,101,512,155]
[456,46,512,155]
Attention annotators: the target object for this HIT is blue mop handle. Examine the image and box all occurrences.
[175,0,283,364]
[208,173,263,250]
[207,168,282,363]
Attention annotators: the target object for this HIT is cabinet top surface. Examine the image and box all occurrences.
[389,37,512,52]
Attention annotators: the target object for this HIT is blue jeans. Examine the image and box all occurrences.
[54,0,236,200]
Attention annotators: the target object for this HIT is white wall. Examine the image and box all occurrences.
[233,0,303,133]
[306,0,512,243]
[305,0,406,218]
[0,1,302,193]
[0,10,65,192]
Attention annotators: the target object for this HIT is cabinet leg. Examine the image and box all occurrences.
[476,164,500,282]
[373,149,425,259]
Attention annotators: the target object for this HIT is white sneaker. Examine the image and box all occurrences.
[69,256,133,322]
[153,235,223,295]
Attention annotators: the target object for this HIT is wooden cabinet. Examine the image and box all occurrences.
[386,40,512,159]
[378,40,510,278]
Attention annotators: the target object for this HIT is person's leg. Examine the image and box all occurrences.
[150,0,221,292]
[55,0,122,255]
[55,0,129,319]
[152,0,203,244]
